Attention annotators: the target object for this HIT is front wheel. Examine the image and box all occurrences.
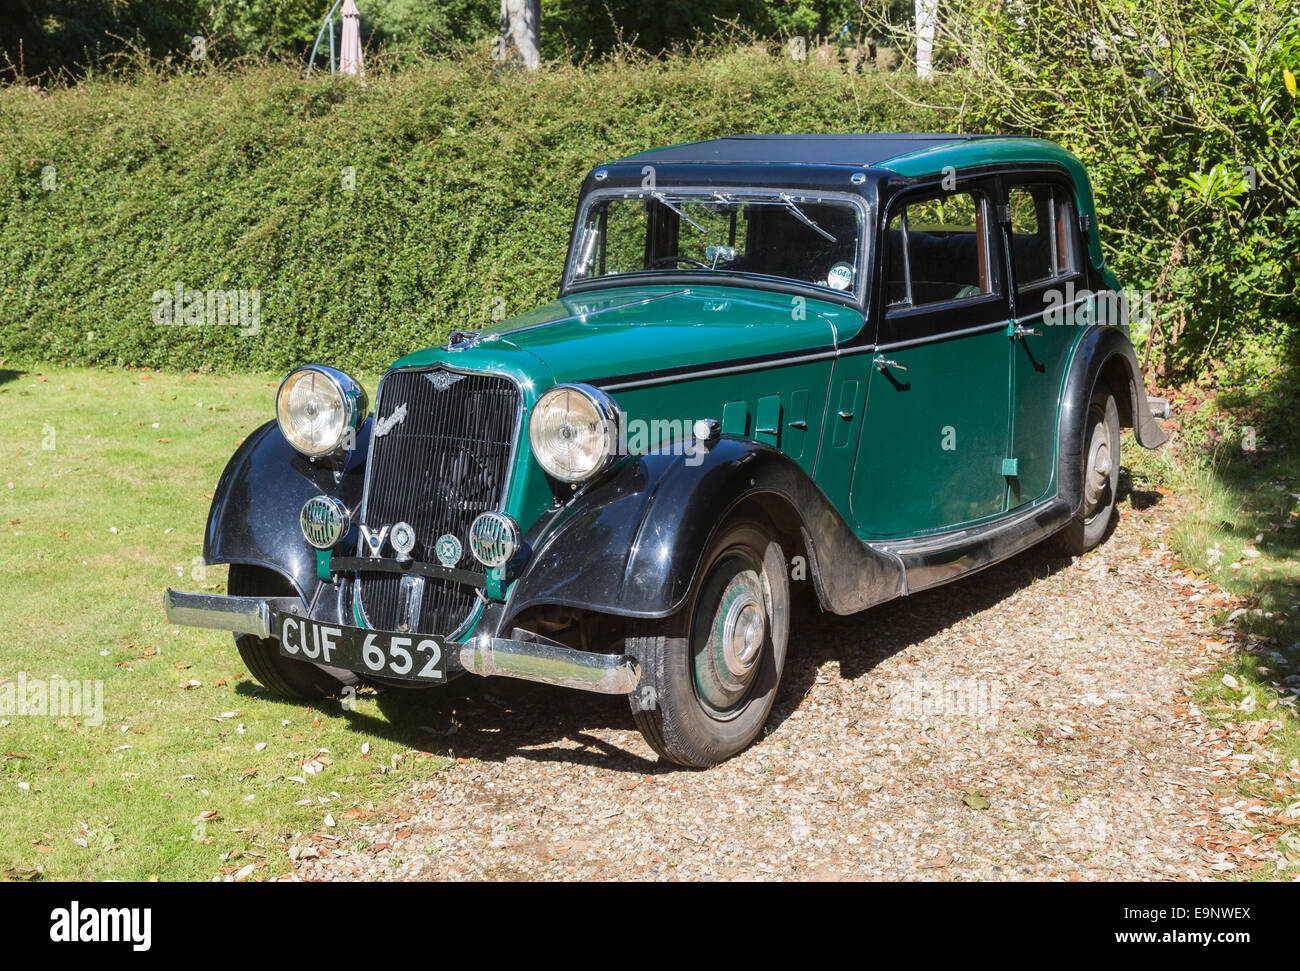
[626,516,789,768]
[229,565,349,701]
[1060,382,1121,555]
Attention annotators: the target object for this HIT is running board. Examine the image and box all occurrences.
[870,497,1072,595]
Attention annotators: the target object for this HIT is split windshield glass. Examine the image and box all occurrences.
[568,191,865,296]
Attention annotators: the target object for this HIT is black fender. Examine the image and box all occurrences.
[500,438,906,627]
[1057,325,1167,517]
[203,419,371,603]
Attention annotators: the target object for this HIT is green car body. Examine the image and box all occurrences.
[166,134,1167,766]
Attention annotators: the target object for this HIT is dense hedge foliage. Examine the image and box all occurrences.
[880,0,1300,378]
[0,52,945,372]
[3,0,1296,379]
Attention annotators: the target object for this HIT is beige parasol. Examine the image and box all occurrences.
[339,0,363,77]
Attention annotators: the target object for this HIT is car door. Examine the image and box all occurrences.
[1002,175,1088,508]
[850,179,1013,537]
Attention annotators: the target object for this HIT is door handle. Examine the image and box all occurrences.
[874,357,908,372]
[1011,324,1042,339]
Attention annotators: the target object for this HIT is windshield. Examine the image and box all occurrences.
[567,190,865,296]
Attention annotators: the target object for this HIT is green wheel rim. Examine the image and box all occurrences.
[690,553,767,720]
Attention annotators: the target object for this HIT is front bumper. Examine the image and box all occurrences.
[163,589,640,695]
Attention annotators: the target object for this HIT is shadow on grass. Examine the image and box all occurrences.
[1120,468,1164,511]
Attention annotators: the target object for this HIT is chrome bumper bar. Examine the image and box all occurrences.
[164,588,277,638]
[163,589,641,695]
[460,634,640,695]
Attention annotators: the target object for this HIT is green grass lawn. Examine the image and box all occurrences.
[0,365,455,881]
[1126,376,1300,878]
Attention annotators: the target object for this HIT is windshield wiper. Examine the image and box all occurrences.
[652,192,706,233]
[779,193,836,242]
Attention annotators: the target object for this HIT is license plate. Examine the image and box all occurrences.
[277,614,447,683]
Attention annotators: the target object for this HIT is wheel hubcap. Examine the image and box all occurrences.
[722,596,765,679]
[692,561,768,718]
[1084,425,1112,513]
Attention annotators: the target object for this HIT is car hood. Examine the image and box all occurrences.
[391,284,864,387]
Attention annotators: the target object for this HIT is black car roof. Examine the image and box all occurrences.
[612,133,1021,169]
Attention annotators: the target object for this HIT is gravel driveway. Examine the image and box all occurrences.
[295,490,1242,881]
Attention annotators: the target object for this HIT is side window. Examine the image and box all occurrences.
[886,191,991,308]
[1008,184,1079,291]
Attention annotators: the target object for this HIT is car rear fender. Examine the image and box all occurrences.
[1057,325,1166,518]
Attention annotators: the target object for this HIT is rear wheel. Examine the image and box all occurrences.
[626,517,789,768]
[1060,383,1121,556]
[228,565,348,701]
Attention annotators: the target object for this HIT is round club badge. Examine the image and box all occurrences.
[390,521,416,558]
[435,533,462,567]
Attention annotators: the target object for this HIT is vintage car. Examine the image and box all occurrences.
[165,133,1166,767]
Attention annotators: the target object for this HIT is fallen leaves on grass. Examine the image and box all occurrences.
[302,753,333,775]
[0,866,42,881]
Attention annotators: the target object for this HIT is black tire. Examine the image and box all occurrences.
[1060,383,1121,556]
[228,565,348,701]
[626,516,789,768]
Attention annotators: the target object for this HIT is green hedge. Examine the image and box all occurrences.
[0,53,946,373]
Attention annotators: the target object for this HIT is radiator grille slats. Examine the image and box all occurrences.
[356,369,518,635]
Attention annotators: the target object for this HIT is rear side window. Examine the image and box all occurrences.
[1008,184,1078,289]
[886,191,991,308]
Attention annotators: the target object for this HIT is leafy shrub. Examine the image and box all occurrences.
[0,51,946,372]
[865,0,1300,380]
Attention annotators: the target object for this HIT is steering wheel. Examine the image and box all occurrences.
[649,255,710,269]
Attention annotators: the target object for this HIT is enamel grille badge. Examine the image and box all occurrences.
[360,523,460,566]
[390,522,415,556]
[435,534,462,567]
[426,370,466,391]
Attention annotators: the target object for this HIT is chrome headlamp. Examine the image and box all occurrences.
[276,366,368,458]
[527,383,618,482]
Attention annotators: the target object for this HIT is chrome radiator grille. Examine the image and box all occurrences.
[356,367,519,635]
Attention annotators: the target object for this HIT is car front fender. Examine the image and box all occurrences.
[500,437,906,626]
[203,419,370,602]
